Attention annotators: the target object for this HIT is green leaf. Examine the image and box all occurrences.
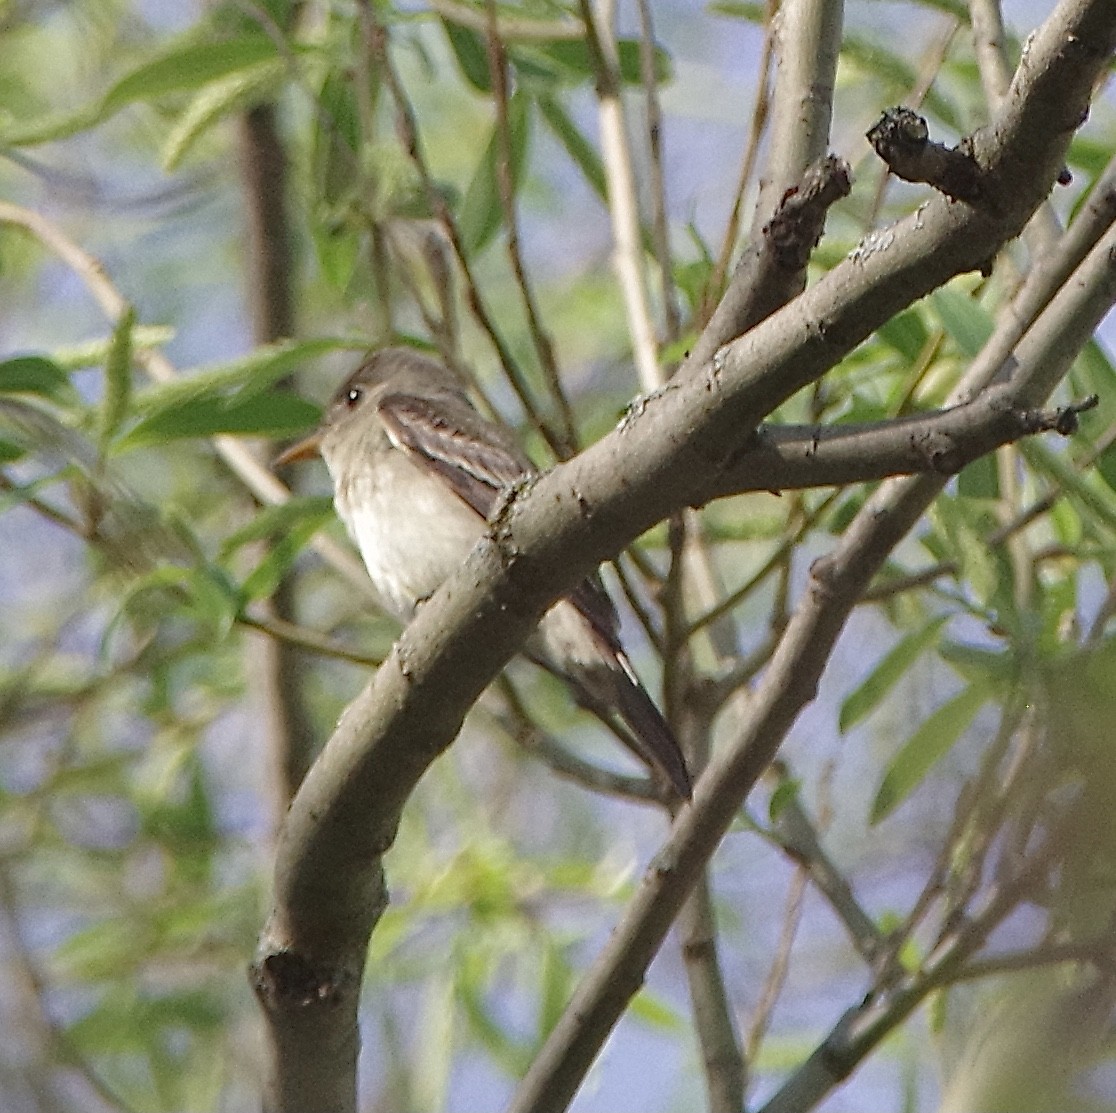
[458,93,531,256]
[121,391,319,448]
[238,515,332,601]
[126,337,361,421]
[937,640,1016,688]
[51,327,176,371]
[163,57,287,170]
[876,308,929,364]
[521,38,672,86]
[871,683,987,824]
[630,988,684,1031]
[768,777,801,823]
[708,1,765,21]
[930,285,994,359]
[2,35,285,147]
[956,451,998,499]
[441,18,492,92]
[839,615,949,733]
[0,355,76,403]
[0,439,26,463]
[100,306,135,446]
[219,496,334,558]
[537,94,606,200]
[102,36,282,112]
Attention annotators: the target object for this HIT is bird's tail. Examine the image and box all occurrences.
[533,600,693,800]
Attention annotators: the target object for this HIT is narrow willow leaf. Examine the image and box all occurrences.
[238,517,332,601]
[537,95,606,199]
[930,285,994,358]
[51,327,176,371]
[162,58,286,170]
[219,496,334,558]
[839,615,949,733]
[120,392,319,448]
[441,18,492,92]
[100,305,135,446]
[101,36,282,112]
[128,337,362,419]
[2,36,284,147]
[876,308,929,363]
[458,93,531,256]
[870,683,987,824]
[0,355,76,403]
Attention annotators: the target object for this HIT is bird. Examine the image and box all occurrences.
[276,347,692,800]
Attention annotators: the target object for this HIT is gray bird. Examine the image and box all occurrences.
[277,347,692,800]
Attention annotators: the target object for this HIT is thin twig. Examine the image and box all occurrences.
[580,0,662,391]
[483,2,578,454]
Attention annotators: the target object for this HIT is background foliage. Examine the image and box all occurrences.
[1,0,1115,1110]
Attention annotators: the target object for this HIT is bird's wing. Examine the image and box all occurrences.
[376,391,531,519]
[380,390,624,638]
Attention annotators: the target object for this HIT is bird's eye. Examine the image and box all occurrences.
[345,386,362,408]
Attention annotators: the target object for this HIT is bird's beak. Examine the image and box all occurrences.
[273,430,324,467]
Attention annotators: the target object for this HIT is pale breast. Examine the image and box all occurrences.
[331,450,484,621]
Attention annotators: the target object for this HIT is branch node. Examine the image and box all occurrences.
[250,950,354,1012]
[866,106,985,205]
[763,154,853,270]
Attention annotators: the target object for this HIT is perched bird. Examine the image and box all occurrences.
[276,347,692,800]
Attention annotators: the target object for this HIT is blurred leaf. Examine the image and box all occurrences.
[100,305,135,447]
[531,38,671,85]
[630,988,684,1031]
[459,92,531,256]
[768,776,801,822]
[2,35,285,146]
[877,308,929,364]
[127,337,358,421]
[414,972,456,1113]
[536,940,574,1037]
[1020,439,1116,534]
[312,70,363,207]
[0,355,76,403]
[52,327,176,371]
[931,285,994,359]
[219,496,334,558]
[840,615,949,733]
[441,18,492,91]
[121,391,319,447]
[238,514,331,601]
[931,496,1000,608]
[708,1,765,20]
[938,640,1016,688]
[0,438,26,463]
[537,94,606,199]
[956,451,998,499]
[163,57,287,170]
[871,682,987,823]
[312,221,362,292]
